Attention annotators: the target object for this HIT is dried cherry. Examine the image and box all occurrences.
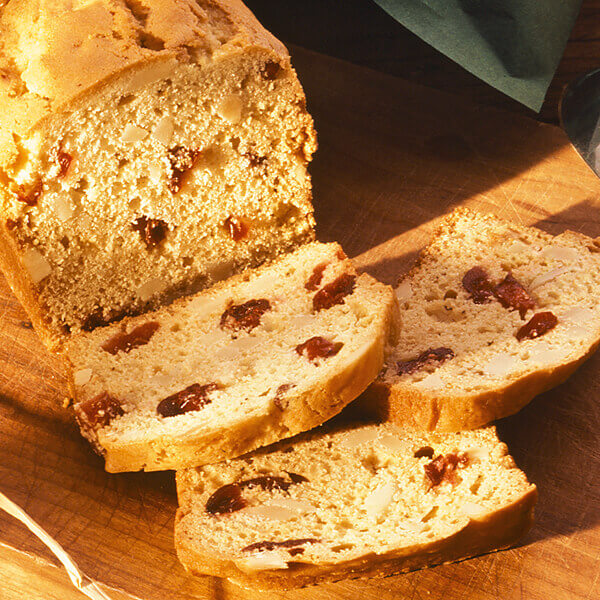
[413,446,435,459]
[273,383,295,410]
[241,538,318,555]
[304,262,327,291]
[220,299,271,332]
[101,321,159,355]
[312,273,356,311]
[78,392,124,429]
[493,273,535,319]
[424,452,469,487]
[157,383,220,417]
[205,472,308,515]
[397,347,454,375]
[205,484,247,515]
[462,266,494,304]
[295,336,343,363]
[516,311,558,341]
[16,179,43,206]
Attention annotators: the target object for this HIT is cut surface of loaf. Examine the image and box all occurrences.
[175,421,537,590]
[65,242,397,472]
[0,0,316,350]
[362,208,600,431]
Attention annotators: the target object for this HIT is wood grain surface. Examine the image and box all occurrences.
[1,46,600,600]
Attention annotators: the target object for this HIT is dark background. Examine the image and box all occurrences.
[245,0,600,123]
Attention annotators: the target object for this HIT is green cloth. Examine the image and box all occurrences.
[373,0,582,111]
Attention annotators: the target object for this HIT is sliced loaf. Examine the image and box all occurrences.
[175,421,536,590]
[362,208,600,431]
[0,0,316,350]
[65,242,398,472]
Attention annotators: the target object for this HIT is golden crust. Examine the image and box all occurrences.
[0,204,62,350]
[0,0,288,140]
[361,342,599,431]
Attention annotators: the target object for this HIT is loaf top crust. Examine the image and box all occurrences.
[0,0,287,144]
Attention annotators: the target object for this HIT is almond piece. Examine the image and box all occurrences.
[235,551,289,572]
[22,249,51,284]
[136,277,166,301]
[73,368,92,386]
[121,125,148,143]
[217,95,243,124]
[365,480,396,519]
[152,117,175,146]
[340,428,379,450]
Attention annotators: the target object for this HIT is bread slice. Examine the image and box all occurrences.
[0,0,316,351]
[361,208,600,431]
[64,242,398,472]
[175,421,537,590]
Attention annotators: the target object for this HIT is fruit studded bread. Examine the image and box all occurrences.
[175,421,537,590]
[64,242,398,472]
[362,208,600,431]
[0,0,316,351]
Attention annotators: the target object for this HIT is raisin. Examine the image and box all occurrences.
[16,179,43,206]
[296,336,343,363]
[424,452,468,487]
[78,392,124,429]
[167,146,201,193]
[241,538,318,555]
[132,216,168,248]
[157,382,220,417]
[242,152,267,167]
[101,321,160,355]
[493,274,535,319]
[224,216,249,242]
[462,266,494,304]
[414,446,435,459]
[260,61,281,80]
[49,145,72,178]
[5,218,17,230]
[205,483,247,515]
[397,347,454,375]
[220,299,271,332]
[304,262,327,291]
[313,273,356,311]
[516,311,558,341]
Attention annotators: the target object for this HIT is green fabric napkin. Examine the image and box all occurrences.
[373,0,582,111]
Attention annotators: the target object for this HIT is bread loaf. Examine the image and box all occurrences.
[65,242,398,472]
[0,0,316,350]
[362,208,600,431]
[175,421,536,589]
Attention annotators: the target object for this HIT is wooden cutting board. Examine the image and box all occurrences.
[1,47,600,600]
